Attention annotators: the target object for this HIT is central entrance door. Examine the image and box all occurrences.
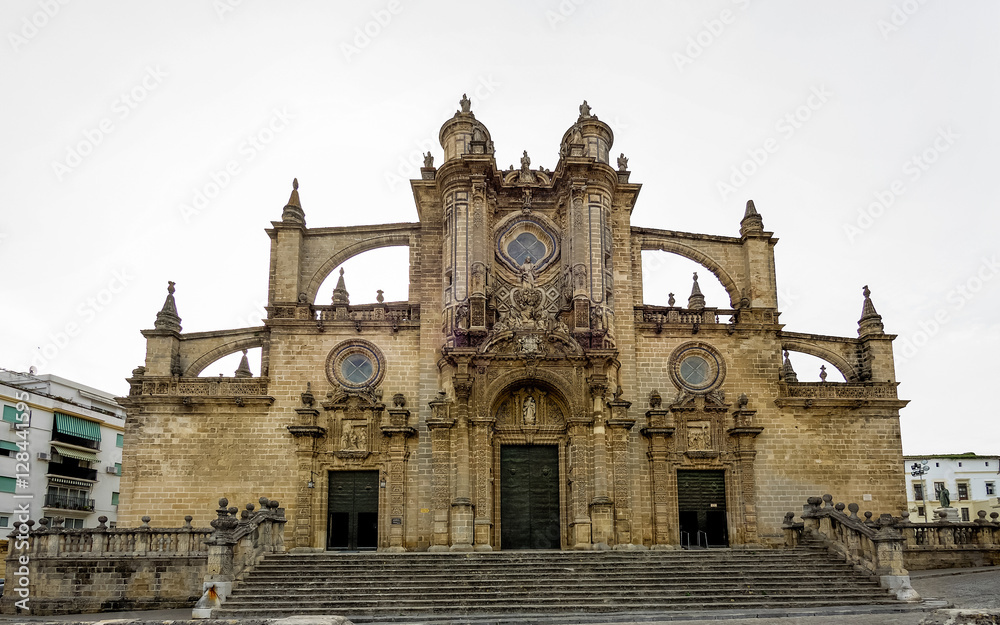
[677,469,728,548]
[327,470,378,550]
[500,445,560,549]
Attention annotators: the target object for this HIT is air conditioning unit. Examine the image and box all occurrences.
[37,452,50,461]
[106,466,119,474]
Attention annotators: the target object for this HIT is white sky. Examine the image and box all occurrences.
[2,1,997,455]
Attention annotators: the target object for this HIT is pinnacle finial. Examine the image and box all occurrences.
[687,272,706,311]
[740,199,764,236]
[282,178,305,225]
[858,284,884,337]
[332,267,350,305]
[154,281,182,332]
[782,349,798,383]
[234,349,252,378]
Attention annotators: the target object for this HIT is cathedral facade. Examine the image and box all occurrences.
[118,98,908,551]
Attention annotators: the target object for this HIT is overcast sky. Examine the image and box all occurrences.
[2,1,997,455]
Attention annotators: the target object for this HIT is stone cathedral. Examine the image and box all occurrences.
[118,97,908,552]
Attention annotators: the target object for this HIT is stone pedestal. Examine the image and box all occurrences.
[935,507,960,523]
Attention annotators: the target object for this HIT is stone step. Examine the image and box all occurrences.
[229,581,885,594]
[215,548,895,619]
[215,597,897,620]
[230,571,874,589]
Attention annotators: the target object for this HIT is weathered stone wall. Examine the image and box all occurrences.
[118,400,281,528]
[1,555,205,615]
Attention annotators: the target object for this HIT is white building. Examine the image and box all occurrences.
[0,368,125,530]
[903,453,1000,523]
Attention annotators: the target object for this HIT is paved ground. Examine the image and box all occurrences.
[1,567,997,625]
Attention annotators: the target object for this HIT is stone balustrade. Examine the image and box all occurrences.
[1,496,285,617]
[130,377,270,397]
[785,495,1000,600]
[636,306,735,327]
[316,302,420,323]
[781,382,899,399]
[16,515,210,558]
[783,494,919,601]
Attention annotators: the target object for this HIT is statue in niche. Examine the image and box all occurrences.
[523,396,536,425]
[520,255,537,288]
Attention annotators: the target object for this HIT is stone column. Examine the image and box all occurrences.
[566,418,593,549]
[642,394,676,549]
[471,415,496,550]
[381,396,415,552]
[607,397,636,549]
[286,398,325,551]
[728,399,763,546]
[427,393,455,552]
[588,376,613,549]
[450,376,474,551]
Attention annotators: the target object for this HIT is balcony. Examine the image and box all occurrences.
[51,431,100,451]
[43,493,95,512]
[46,463,98,481]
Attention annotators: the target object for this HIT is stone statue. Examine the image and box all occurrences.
[423,152,434,168]
[520,150,531,170]
[523,396,536,425]
[520,255,537,288]
[617,153,628,171]
[459,94,470,113]
[579,100,591,118]
[939,486,950,508]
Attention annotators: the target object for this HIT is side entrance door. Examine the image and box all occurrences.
[327,470,378,550]
[677,469,728,548]
[500,445,560,549]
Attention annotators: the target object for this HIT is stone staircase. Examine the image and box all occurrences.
[213,545,899,622]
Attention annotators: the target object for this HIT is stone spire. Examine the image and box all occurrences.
[740,199,764,236]
[154,281,182,332]
[281,178,305,225]
[331,268,350,305]
[782,350,798,383]
[858,285,884,337]
[234,349,252,378]
[687,272,705,310]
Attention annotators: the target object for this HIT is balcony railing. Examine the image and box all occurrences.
[47,463,98,481]
[43,493,95,512]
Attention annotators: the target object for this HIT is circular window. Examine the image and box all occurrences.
[341,353,373,385]
[326,341,385,390]
[495,217,559,275]
[679,355,710,387]
[507,232,546,265]
[669,343,725,394]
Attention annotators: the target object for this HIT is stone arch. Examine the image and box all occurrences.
[640,238,741,307]
[185,336,266,377]
[480,368,580,424]
[781,340,859,383]
[304,233,412,304]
